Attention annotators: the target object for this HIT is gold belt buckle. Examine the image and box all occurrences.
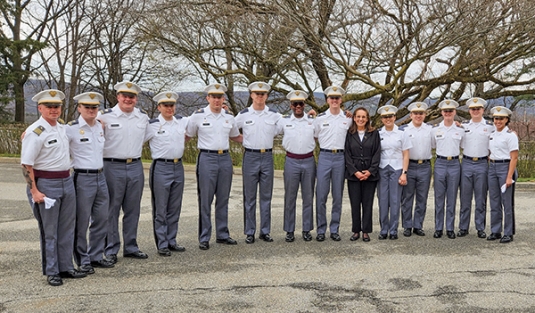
[472,157,478,161]
[447,156,452,160]
[218,150,223,154]
[260,149,266,153]
[126,158,133,164]
[418,160,423,164]
[333,149,337,153]
[173,158,179,163]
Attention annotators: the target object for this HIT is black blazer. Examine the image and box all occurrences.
[344,129,381,181]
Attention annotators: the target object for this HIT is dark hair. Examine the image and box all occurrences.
[349,107,375,134]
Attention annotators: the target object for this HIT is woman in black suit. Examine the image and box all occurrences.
[345,107,381,242]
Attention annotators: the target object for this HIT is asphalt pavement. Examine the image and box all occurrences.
[1,158,535,312]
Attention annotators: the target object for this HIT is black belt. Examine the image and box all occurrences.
[286,151,314,159]
[320,148,344,153]
[74,168,103,174]
[436,155,459,160]
[33,169,70,179]
[200,149,228,154]
[490,159,510,163]
[245,148,272,153]
[409,159,430,164]
[103,158,140,163]
[155,158,181,163]
[463,155,488,161]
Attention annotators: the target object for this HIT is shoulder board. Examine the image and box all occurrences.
[67,120,79,126]
[462,121,469,124]
[457,124,464,129]
[268,107,277,113]
[239,108,249,114]
[224,110,234,116]
[195,108,204,114]
[486,120,494,125]
[283,114,290,119]
[139,109,147,115]
[100,108,113,114]
[174,114,183,119]
[398,124,408,131]
[432,123,439,128]
[57,118,65,125]
[307,114,315,119]
[149,118,159,124]
[318,112,326,117]
[33,125,45,136]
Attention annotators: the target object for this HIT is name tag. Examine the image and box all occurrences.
[47,139,57,144]
[245,120,254,125]
[80,138,89,142]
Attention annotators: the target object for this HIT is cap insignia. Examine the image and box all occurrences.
[49,91,57,97]
[496,107,501,112]
[295,91,300,96]
[445,100,450,104]
[126,82,133,88]
[89,93,96,99]
[333,87,338,91]
[215,84,220,89]
[385,107,390,112]
[473,99,478,103]
[416,103,421,108]
[258,83,263,88]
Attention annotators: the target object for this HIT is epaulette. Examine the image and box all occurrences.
[268,107,277,113]
[100,108,112,114]
[456,124,464,129]
[318,112,326,117]
[486,120,494,125]
[462,121,469,124]
[174,114,183,119]
[239,108,249,114]
[139,108,147,115]
[67,120,79,126]
[57,118,65,125]
[195,108,204,114]
[432,123,439,128]
[224,110,234,116]
[283,114,290,118]
[149,118,159,124]
[32,125,45,136]
[307,114,315,119]
[398,124,408,131]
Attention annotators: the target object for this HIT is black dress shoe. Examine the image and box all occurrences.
[285,232,295,242]
[350,233,360,241]
[330,233,341,241]
[124,250,149,259]
[169,244,186,252]
[362,233,370,242]
[59,269,87,279]
[105,254,117,264]
[500,235,513,243]
[487,233,502,241]
[259,234,274,242]
[91,259,114,268]
[199,241,210,250]
[302,231,312,241]
[79,264,95,274]
[216,237,238,245]
[403,229,412,237]
[378,234,388,240]
[457,229,469,237]
[433,230,443,238]
[245,235,255,244]
[389,234,398,240]
[47,275,63,286]
[413,229,425,236]
[446,231,456,239]
[316,234,325,241]
[477,230,487,238]
[158,248,172,256]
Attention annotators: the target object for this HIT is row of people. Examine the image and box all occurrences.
[20,82,517,287]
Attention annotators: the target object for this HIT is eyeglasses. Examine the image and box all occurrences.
[291,102,305,107]
[82,105,98,110]
[328,96,342,100]
[381,115,395,119]
[493,117,506,120]
[442,109,454,113]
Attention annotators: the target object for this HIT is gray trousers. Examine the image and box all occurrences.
[242,151,274,236]
[378,165,403,235]
[149,160,184,249]
[73,172,109,265]
[315,151,345,235]
[27,176,76,275]
[197,152,233,242]
[401,162,431,230]
[283,156,316,233]
[488,162,516,236]
[103,160,144,255]
[459,159,488,231]
[433,158,460,231]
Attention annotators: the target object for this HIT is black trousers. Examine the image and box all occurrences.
[347,179,377,233]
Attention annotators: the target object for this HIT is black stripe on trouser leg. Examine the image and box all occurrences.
[150,160,158,248]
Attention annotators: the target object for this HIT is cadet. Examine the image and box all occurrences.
[458,97,494,238]
[21,89,87,286]
[186,83,242,250]
[376,105,411,240]
[277,90,316,242]
[487,106,518,243]
[400,102,433,237]
[314,86,352,241]
[235,82,281,243]
[67,92,114,274]
[98,81,149,263]
[145,91,188,256]
[431,99,464,239]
